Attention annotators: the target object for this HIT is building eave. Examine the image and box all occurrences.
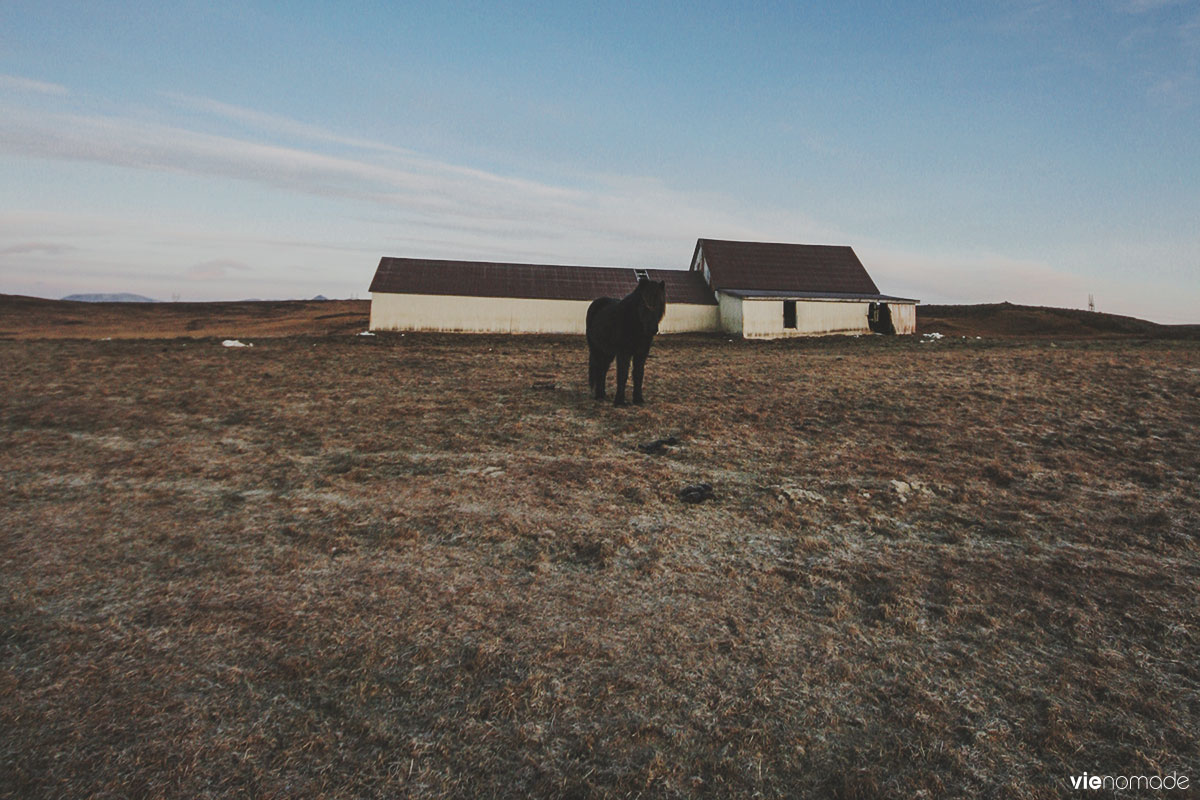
[720,289,920,303]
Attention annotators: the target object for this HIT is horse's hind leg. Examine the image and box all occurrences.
[632,353,646,405]
[614,353,630,406]
[589,348,611,400]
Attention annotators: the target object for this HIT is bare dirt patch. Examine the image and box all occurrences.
[2,325,1198,798]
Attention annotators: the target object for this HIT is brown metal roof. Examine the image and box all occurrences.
[693,239,882,296]
[369,258,717,305]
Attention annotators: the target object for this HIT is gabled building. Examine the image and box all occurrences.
[368,258,719,334]
[368,238,917,338]
[691,238,917,337]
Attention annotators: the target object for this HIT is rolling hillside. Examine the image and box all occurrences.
[2,294,1195,341]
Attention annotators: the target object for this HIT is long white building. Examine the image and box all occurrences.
[368,238,917,338]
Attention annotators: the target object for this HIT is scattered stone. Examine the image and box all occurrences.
[982,464,1014,487]
[638,435,680,454]
[621,487,645,504]
[678,482,715,503]
[777,485,826,504]
[464,465,506,478]
[631,514,664,533]
[888,478,936,502]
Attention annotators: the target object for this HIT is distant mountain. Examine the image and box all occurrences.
[62,293,157,303]
[311,294,329,301]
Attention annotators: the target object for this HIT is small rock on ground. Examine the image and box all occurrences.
[639,435,680,454]
[678,482,715,503]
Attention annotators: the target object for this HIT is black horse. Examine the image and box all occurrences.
[586,278,666,406]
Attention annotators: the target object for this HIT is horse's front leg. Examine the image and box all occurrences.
[632,352,646,405]
[614,353,630,406]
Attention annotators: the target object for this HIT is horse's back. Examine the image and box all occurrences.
[588,296,617,316]
[587,296,618,332]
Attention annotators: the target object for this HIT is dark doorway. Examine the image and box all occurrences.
[868,302,895,334]
[783,300,797,329]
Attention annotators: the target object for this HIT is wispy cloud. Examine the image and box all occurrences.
[0,241,77,256]
[2,87,1193,320]
[0,106,407,202]
[994,1,1200,106]
[860,244,1087,308]
[0,103,585,213]
[160,92,417,157]
[0,101,822,269]
[1149,71,1200,106]
[1121,0,1190,13]
[1137,5,1200,105]
[0,74,69,96]
[1179,8,1200,52]
[185,259,253,280]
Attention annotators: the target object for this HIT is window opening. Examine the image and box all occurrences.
[783,300,797,329]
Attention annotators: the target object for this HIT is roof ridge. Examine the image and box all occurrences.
[374,257,696,273]
[699,238,854,249]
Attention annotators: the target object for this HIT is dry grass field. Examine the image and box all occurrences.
[0,294,370,340]
[2,296,1198,798]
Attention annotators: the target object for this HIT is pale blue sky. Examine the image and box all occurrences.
[1,1,1197,321]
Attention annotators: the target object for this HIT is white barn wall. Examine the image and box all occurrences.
[663,303,722,333]
[890,303,916,335]
[369,292,720,334]
[718,293,743,335]
[738,299,918,339]
[739,299,791,338]
[793,301,873,337]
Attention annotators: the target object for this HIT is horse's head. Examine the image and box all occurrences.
[637,279,666,334]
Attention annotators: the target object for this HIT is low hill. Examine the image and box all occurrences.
[918,301,1199,339]
[0,294,370,340]
[61,293,158,303]
[3,294,1196,340]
